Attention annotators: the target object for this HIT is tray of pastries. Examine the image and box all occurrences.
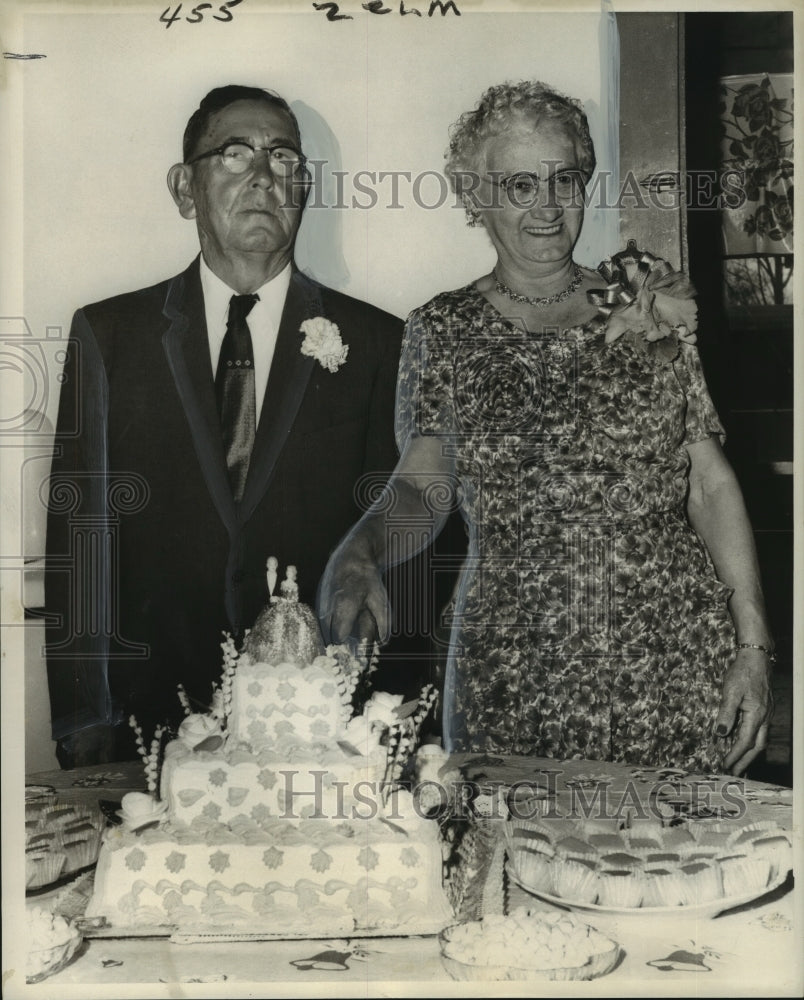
[25,788,105,891]
[504,814,792,917]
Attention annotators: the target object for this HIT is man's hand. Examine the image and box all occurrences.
[317,545,391,647]
[717,647,774,776]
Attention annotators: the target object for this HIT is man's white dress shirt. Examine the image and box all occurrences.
[199,256,292,425]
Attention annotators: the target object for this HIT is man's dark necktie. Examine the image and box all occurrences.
[215,293,259,503]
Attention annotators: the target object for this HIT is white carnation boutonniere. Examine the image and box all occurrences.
[300,317,349,373]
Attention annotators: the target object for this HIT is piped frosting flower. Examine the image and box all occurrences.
[178,713,224,751]
[363,691,405,730]
[119,791,167,832]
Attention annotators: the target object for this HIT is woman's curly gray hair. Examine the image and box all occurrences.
[445,81,596,226]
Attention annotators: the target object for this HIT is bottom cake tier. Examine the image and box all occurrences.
[86,812,453,937]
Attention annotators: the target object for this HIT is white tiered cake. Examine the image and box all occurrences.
[86,581,453,937]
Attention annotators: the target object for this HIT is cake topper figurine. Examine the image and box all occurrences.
[280,564,299,601]
[266,555,279,601]
[245,566,325,666]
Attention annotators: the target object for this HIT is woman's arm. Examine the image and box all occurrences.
[685,435,774,775]
[317,433,456,646]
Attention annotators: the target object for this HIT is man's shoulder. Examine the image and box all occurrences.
[299,273,403,335]
[80,278,167,318]
[78,262,196,324]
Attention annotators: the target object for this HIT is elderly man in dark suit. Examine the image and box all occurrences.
[45,85,406,766]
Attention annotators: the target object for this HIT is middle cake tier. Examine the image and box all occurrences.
[161,742,390,825]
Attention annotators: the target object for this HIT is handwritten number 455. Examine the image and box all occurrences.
[160,0,242,28]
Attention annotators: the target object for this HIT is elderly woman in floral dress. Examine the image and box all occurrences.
[319,81,774,775]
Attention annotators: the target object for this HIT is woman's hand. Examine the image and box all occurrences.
[684,437,775,777]
[317,541,391,648]
[717,646,774,776]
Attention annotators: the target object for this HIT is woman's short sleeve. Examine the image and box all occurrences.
[674,342,726,446]
[394,306,456,452]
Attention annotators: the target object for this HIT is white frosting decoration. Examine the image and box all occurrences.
[341,692,404,757]
[342,715,384,756]
[363,691,404,729]
[415,743,449,785]
[178,713,224,749]
[119,793,167,831]
[310,653,338,671]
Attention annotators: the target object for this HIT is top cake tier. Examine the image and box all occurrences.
[229,655,353,750]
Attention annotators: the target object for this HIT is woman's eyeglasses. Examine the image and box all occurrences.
[186,141,306,176]
[486,170,587,209]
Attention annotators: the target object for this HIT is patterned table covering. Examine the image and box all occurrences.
[446,752,795,827]
[25,761,146,801]
[16,756,800,996]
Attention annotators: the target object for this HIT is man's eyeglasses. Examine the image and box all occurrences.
[486,170,587,209]
[186,141,306,176]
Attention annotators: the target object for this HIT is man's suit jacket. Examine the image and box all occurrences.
[45,257,404,737]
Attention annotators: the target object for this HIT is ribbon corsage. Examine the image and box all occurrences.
[587,243,699,363]
[300,317,349,373]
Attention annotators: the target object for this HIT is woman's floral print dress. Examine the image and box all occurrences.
[396,283,735,770]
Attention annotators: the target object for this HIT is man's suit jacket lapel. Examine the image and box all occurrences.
[161,258,238,536]
[239,270,321,521]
